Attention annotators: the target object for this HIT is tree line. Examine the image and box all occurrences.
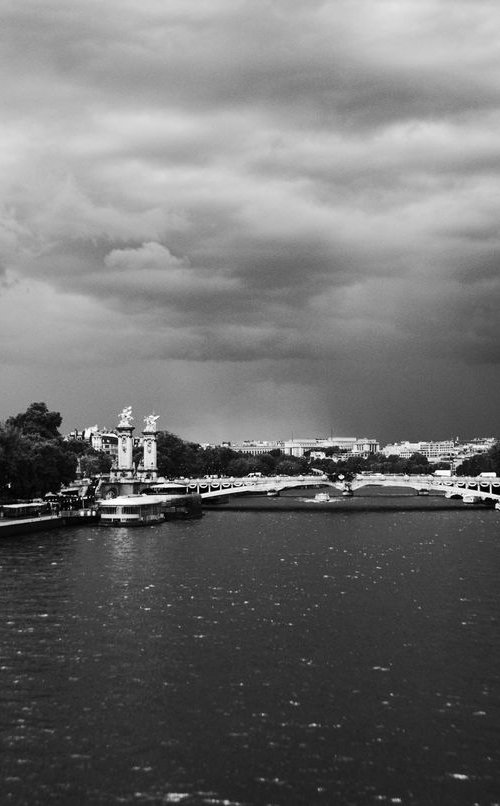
[313,446,500,480]
[0,402,310,500]
[0,402,110,501]
[1,402,498,500]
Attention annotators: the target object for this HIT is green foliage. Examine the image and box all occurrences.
[275,456,309,475]
[6,402,63,440]
[79,451,113,477]
[156,431,204,478]
[457,443,500,476]
[226,456,255,477]
[0,403,76,499]
[311,451,432,480]
[64,438,90,456]
[155,436,309,478]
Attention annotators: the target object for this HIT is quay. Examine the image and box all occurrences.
[0,493,203,537]
[0,514,63,537]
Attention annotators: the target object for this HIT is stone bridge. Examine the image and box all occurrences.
[338,474,500,505]
[169,473,500,506]
[174,475,325,499]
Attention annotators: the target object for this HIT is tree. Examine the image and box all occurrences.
[156,431,204,477]
[199,446,236,476]
[79,451,113,477]
[0,424,23,498]
[403,452,430,475]
[457,442,500,476]
[7,402,62,440]
[0,402,77,500]
[226,457,254,477]
[255,453,279,476]
[275,457,308,476]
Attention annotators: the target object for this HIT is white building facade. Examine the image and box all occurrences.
[381,440,455,461]
[227,437,379,459]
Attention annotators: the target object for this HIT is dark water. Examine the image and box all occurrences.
[1,498,500,805]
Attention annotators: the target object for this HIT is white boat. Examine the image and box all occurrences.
[98,495,165,526]
[462,495,481,505]
[314,492,331,502]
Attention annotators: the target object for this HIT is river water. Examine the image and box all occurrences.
[1,493,500,805]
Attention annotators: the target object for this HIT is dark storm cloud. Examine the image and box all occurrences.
[2,0,500,438]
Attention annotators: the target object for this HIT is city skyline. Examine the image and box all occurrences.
[71,415,494,450]
[2,1,500,444]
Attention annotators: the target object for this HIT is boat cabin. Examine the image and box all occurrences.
[98,495,165,526]
[1,501,52,519]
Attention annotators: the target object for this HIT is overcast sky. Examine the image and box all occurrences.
[1,0,500,443]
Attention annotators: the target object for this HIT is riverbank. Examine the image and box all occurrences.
[0,492,203,536]
[0,514,63,537]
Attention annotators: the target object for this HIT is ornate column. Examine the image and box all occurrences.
[117,406,135,474]
[142,413,159,478]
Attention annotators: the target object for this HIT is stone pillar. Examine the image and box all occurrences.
[116,406,135,474]
[142,433,157,474]
[142,413,159,478]
[117,425,134,472]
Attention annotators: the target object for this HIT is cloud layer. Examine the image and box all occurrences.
[1,0,500,440]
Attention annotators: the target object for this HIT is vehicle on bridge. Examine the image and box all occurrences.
[147,482,190,495]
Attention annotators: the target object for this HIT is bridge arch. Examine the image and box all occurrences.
[340,474,500,505]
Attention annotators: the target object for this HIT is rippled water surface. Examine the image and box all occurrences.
[1,500,500,805]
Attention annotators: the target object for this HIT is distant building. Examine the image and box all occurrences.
[381,441,419,458]
[418,441,455,459]
[458,438,496,455]
[228,440,284,456]
[66,424,99,442]
[351,439,380,455]
[90,432,119,458]
[381,439,456,462]
[66,425,136,459]
[282,437,379,458]
[226,436,379,458]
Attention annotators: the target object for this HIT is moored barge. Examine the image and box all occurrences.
[98,495,165,526]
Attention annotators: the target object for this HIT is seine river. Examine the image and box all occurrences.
[1,492,500,805]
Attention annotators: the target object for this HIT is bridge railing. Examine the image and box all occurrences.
[175,474,328,497]
[347,474,500,501]
[169,473,500,503]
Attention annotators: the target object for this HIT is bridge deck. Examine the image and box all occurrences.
[173,474,500,504]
